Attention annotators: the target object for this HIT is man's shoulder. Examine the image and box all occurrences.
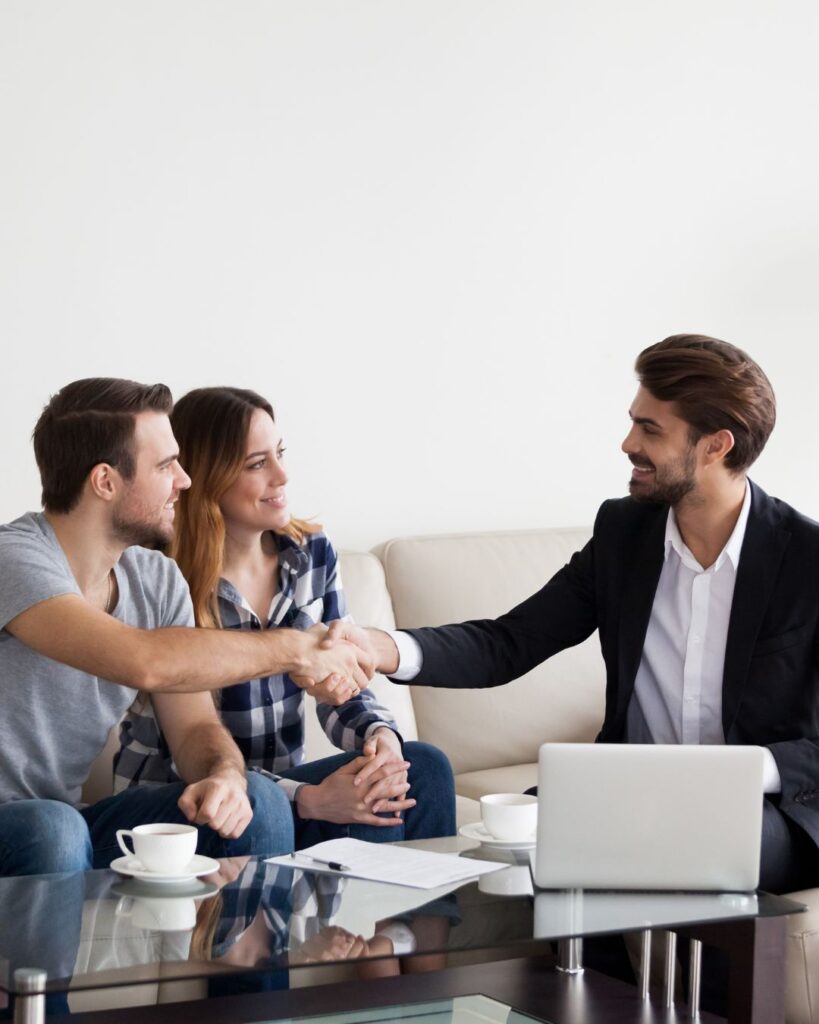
[0,512,63,569]
[592,495,667,536]
[751,482,819,544]
[120,544,185,583]
[0,511,51,546]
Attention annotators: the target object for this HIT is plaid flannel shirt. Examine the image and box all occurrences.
[114,531,397,801]
[212,859,345,959]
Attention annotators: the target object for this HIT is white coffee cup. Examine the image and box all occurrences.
[116,823,198,874]
[116,895,197,932]
[479,793,538,841]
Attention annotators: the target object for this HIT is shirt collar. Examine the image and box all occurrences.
[664,479,751,572]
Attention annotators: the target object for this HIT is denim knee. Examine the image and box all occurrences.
[229,772,294,857]
[0,800,92,877]
[403,742,457,839]
[405,742,455,790]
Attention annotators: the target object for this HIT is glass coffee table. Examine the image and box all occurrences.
[0,837,805,1024]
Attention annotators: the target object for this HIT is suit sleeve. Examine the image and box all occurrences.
[406,522,600,689]
[766,629,819,846]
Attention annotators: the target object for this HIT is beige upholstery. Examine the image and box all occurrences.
[76,526,819,1023]
[454,764,538,802]
[382,530,605,775]
[785,890,819,1024]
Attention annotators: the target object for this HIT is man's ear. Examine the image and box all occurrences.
[88,463,119,503]
[703,429,735,466]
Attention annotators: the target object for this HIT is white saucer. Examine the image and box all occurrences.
[110,854,221,884]
[111,878,220,900]
[459,822,536,850]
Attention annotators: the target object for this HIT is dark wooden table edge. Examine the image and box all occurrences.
[51,954,726,1024]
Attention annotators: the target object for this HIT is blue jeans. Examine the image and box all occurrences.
[279,741,456,847]
[0,771,294,878]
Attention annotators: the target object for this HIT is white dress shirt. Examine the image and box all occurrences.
[626,483,751,747]
[388,482,780,792]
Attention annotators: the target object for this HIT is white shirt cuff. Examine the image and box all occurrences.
[386,630,423,681]
[761,748,781,794]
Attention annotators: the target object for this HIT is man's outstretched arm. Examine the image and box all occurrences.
[5,593,373,700]
[322,536,599,688]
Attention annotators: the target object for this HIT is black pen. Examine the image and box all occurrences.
[290,852,350,872]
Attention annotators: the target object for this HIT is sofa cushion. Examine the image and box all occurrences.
[784,887,819,1024]
[454,763,539,802]
[303,551,418,762]
[381,529,606,774]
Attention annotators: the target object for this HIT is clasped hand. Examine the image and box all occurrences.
[296,729,414,826]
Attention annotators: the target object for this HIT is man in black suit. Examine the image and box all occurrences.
[331,334,818,893]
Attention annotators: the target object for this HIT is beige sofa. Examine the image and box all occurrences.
[81,526,818,1022]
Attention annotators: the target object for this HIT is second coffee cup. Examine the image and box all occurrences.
[479,793,538,841]
[116,823,198,874]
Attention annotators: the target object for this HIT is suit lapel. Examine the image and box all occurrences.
[722,481,791,736]
[614,506,668,728]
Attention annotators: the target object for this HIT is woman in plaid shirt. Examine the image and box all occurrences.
[115,387,455,849]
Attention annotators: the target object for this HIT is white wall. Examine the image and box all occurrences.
[2,1,818,550]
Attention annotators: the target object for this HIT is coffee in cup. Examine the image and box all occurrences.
[116,823,198,874]
[479,793,537,841]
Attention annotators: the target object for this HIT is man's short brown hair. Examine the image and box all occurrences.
[33,378,173,513]
[635,334,776,473]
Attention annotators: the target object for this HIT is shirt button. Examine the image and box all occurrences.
[692,635,701,643]
[684,696,696,703]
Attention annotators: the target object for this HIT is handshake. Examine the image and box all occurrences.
[289,622,400,705]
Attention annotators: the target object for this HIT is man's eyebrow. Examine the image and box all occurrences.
[157,452,180,468]
[628,412,663,429]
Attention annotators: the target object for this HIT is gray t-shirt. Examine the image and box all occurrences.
[0,512,194,807]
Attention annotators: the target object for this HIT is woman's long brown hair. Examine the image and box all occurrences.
[169,387,318,629]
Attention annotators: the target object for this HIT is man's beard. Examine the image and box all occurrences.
[629,447,697,506]
[112,506,173,547]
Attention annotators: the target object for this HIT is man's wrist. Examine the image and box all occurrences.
[370,629,400,675]
[209,763,248,790]
[275,628,310,676]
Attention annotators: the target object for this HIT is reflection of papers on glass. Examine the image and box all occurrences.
[268,838,506,889]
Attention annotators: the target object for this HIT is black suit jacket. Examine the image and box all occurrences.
[406,482,819,849]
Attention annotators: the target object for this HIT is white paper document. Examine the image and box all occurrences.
[267,838,506,889]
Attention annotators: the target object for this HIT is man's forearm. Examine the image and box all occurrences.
[173,722,247,784]
[138,627,307,692]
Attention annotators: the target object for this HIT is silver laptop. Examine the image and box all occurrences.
[530,743,764,891]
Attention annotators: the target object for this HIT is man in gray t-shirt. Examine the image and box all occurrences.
[0,377,372,878]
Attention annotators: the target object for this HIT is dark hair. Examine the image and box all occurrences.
[33,377,173,513]
[635,334,776,473]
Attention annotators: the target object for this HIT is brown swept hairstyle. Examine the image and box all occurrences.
[168,387,318,629]
[33,378,173,513]
[635,334,776,473]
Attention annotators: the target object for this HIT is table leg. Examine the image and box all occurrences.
[12,968,45,1024]
[678,914,788,1024]
[556,938,584,974]
[663,931,677,1008]
[638,929,652,999]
